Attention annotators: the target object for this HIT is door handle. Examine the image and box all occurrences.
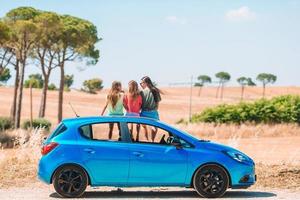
[132,152,144,157]
[84,148,95,154]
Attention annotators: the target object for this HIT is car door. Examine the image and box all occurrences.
[126,123,188,186]
[78,122,130,186]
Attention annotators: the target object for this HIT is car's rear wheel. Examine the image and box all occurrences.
[53,165,88,198]
[193,164,229,198]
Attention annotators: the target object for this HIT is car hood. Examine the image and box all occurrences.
[200,140,236,152]
[199,140,254,163]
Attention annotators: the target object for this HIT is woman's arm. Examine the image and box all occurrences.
[123,95,129,111]
[101,101,108,116]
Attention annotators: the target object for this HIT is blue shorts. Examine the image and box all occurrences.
[140,110,160,120]
[125,112,140,117]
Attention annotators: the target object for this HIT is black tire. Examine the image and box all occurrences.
[193,164,229,198]
[53,165,88,198]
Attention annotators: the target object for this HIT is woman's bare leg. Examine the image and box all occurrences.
[108,123,114,139]
[142,124,149,141]
[136,124,141,141]
[151,126,158,142]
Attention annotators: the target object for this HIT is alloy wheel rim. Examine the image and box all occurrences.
[199,168,225,194]
[58,169,83,194]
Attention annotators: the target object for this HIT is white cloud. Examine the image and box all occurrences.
[165,16,187,25]
[225,6,256,22]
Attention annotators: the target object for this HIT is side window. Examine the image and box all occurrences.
[48,123,67,140]
[79,123,121,142]
[80,125,92,139]
[127,123,173,145]
[92,123,121,141]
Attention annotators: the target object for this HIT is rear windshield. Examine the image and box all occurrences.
[46,123,67,141]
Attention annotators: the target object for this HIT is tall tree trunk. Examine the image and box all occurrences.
[14,59,25,128]
[38,74,49,118]
[29,82,33,128]
[198,86,202,97]
[220,83,224,100]
[215,84,220,99]
[241,85,245,101]
[10,60,19,121]
[262,84,266,98]
[58,63,64,123]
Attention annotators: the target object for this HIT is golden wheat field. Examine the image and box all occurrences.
[0,86,300,190]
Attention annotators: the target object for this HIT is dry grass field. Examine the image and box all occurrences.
[1,86,300,125]
[0,86,300,192]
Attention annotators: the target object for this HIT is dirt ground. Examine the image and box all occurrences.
[0,182,299,200]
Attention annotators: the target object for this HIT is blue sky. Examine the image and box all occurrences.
[1,0,300,88]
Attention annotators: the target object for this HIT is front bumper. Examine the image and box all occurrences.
[230,162,256,189]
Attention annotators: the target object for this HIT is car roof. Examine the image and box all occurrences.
[62,116,159,126]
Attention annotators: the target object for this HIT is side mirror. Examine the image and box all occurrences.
[173,142,183,150]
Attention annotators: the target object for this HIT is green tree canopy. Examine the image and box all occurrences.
[4,7,40,128]
[256,73,277,98]
[215,71,231,83]
[83,78,103,93]
[55,14,101,122]
[24,73,44,88]
[237,77,248,86]
[197,75,212,86]
[256,73,277,86]
[0,21,11,45]
[6,7,40,21]
[247,78,256,86]
[64,74,74,88]
[0,68,11,83]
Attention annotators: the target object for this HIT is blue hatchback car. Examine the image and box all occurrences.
[38,116,256,198]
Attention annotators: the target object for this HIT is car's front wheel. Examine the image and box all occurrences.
[53,165,88,198]
[193,164,229,198]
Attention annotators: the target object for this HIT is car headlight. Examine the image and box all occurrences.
[223,151,249,163]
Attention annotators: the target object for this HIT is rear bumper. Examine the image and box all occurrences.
[38,157,52,184]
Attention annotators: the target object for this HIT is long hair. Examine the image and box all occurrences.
[141,76,162,103]
[108,81,122,108]
[128,80,140,99]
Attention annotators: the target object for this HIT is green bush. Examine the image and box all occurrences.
[82,78,103,94]
[22,118,51,131]
[48,83,57,90]
[0,117,13,130]
[191,95,300,124]
[24,74,44,88]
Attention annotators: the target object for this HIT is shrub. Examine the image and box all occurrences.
[48,83,57,90]
[82,78,103,94]
[191,95,300,124]
[22,118,51,131]
[0,68,11,84]
[24,74,44,88]
[0,117,13,131]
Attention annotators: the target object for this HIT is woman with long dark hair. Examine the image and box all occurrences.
[140,76,162,141]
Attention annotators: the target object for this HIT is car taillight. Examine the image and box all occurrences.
[41,142,59,155]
